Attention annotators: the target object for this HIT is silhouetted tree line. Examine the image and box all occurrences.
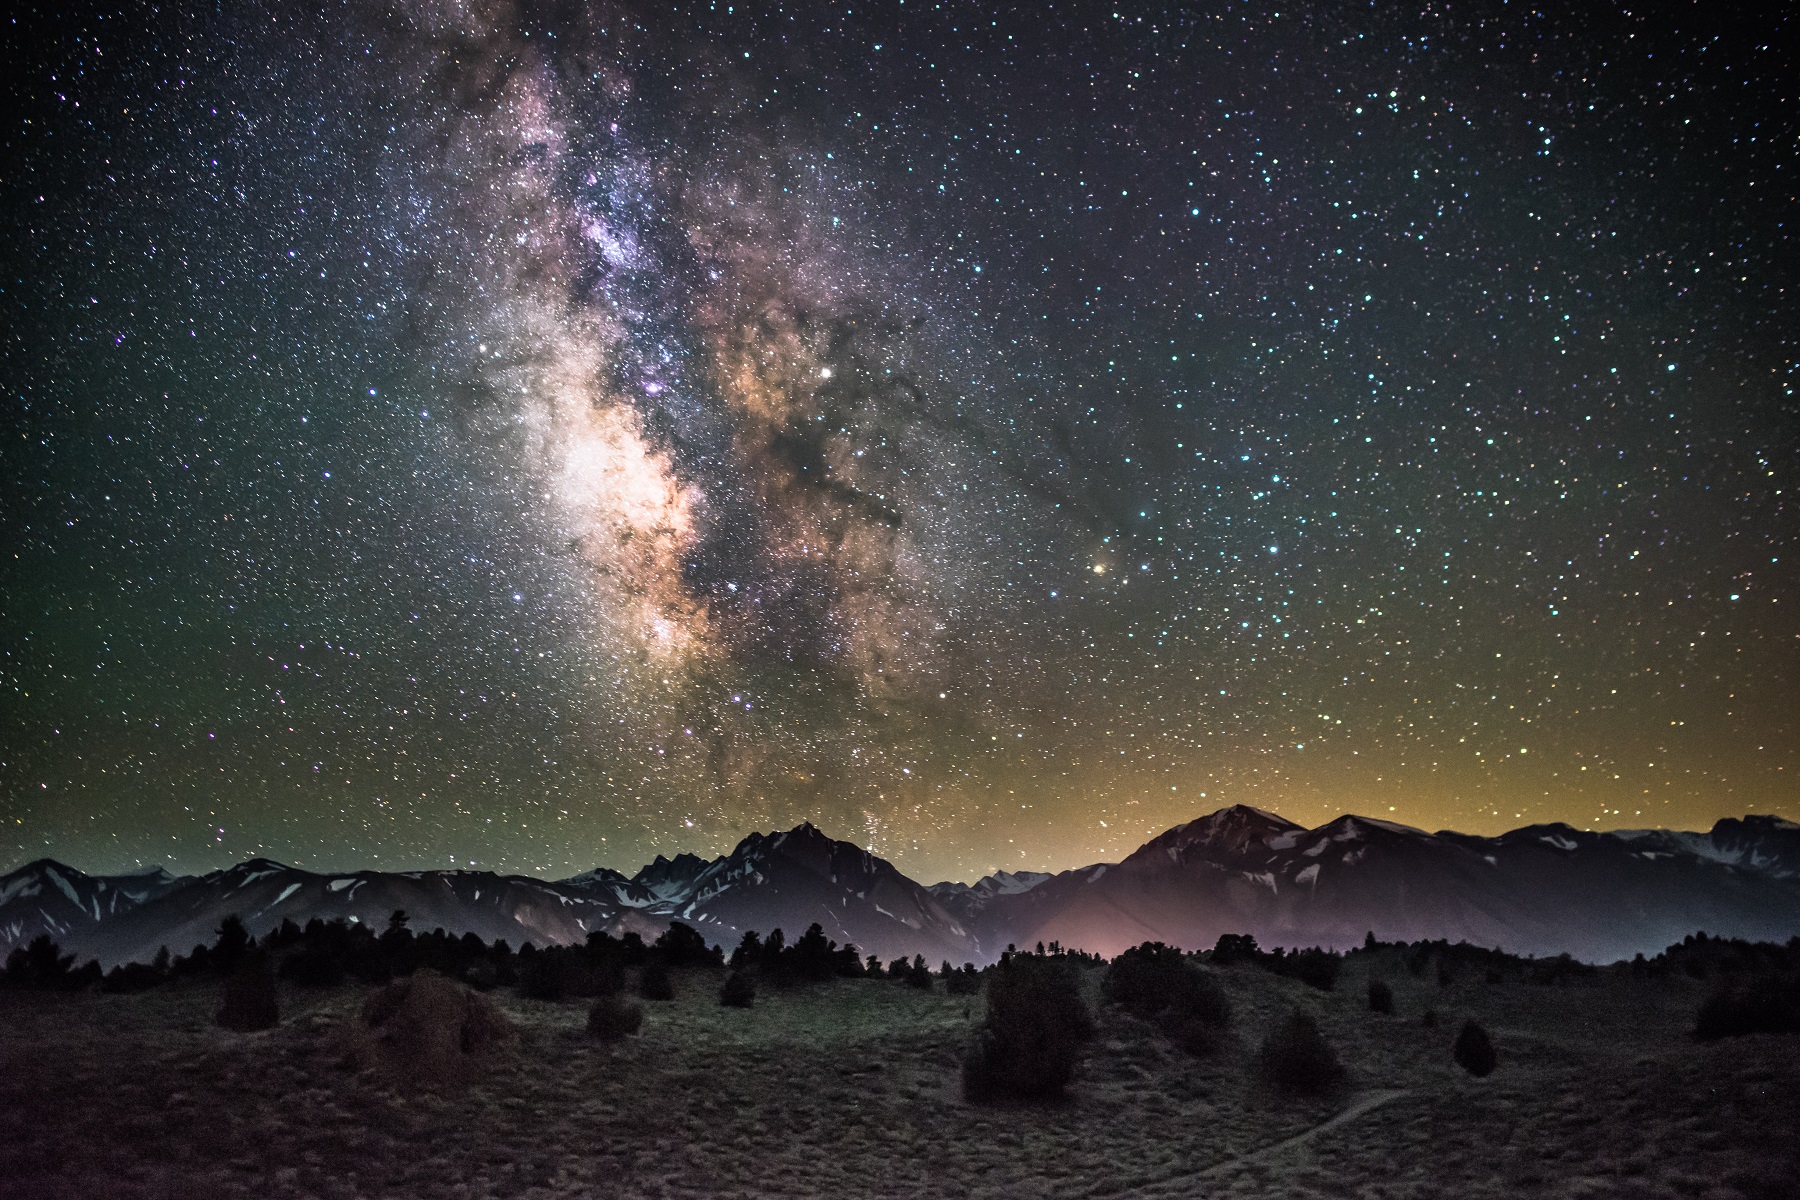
[1,935,102,991]
[1659,933,1800,1040]
[1209,933,1342,991]
[1359,933,1590,988]
[1646,931,1800,980]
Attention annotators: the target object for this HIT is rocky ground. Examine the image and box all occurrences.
[2,950,1794,1199]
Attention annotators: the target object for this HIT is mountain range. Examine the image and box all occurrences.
[4,808,1797,969]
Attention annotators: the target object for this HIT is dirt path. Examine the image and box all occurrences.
[1075,1088,1412,1198]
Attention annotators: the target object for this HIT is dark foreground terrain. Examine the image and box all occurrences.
[3,948,1796,1200]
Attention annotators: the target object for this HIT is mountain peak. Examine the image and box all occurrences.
[1130,804,1305,865]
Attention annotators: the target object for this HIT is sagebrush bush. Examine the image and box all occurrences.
[347,970,511,1090]
[586,994,644,1039]
[1287,948,1341,992]
[1368,978,1394,1014]
[637,961,675,1001]
[215,952,279,1031]
[719,970,756,1008]
[962,954,1095,1101]
[1453,1019,1498,1076]
[1256,1010,1346,1097]
[1695,973,1800,1040]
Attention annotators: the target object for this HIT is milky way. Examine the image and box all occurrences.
[3,2,1795,882]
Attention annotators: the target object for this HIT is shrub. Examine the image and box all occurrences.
[1454,1020,1498,1076]
[1695,974,1800,1040]
[1288,949,1341,992]
[720,970,756,1008]
[945,964,983,995]
[345,969,511,1090]
[586,994,644,1039]
[1256,1010,1346,1097]
[1105,942,1231,1054]
[962,954,1095,1101]
[1368,979,1394,1014]
[1420,1007,1440,1028]
[637,961,675,1001]
[653,921,723,969]
[1212,933,1261,966]
[216,952,279,1031]
[101,960,165,994]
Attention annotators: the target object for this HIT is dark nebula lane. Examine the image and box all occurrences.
[2,1,1795,883]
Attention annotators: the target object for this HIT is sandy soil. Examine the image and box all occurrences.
[1,952,1794,1199]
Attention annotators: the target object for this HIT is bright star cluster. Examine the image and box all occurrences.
[2,2,1794,883]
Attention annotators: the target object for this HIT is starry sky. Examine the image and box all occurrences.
[3,1,1795,883]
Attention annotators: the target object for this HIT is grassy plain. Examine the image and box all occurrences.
[1,951,1794,1199]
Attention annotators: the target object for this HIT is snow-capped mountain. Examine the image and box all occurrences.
[926,870,1054,925]
[0,860,183,957]
[956,807,1800,962]
[1612,815,1800,879]
[613,824,976,964]
[20,859,666,970]
[0,824,977,968]
[5,809,1797,969]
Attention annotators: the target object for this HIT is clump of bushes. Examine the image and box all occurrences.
[637,961,675,1001]
[720,970,756,1008]
[1256,1009,1346,1097]
[1368,978,1394,1014]
[1285,948,1342,992]
[1453,1020,1497,1076]
[944,963,983,995]
[1694,973,1800,1040]
[962,953,1095,1101]
[216,952,279,1031]
[1105,942,1232,1053]
[586,994,644,1039]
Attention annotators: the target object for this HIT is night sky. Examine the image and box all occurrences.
[3,1,1795,884]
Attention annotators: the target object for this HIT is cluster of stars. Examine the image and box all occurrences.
[2,1,1793,883]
